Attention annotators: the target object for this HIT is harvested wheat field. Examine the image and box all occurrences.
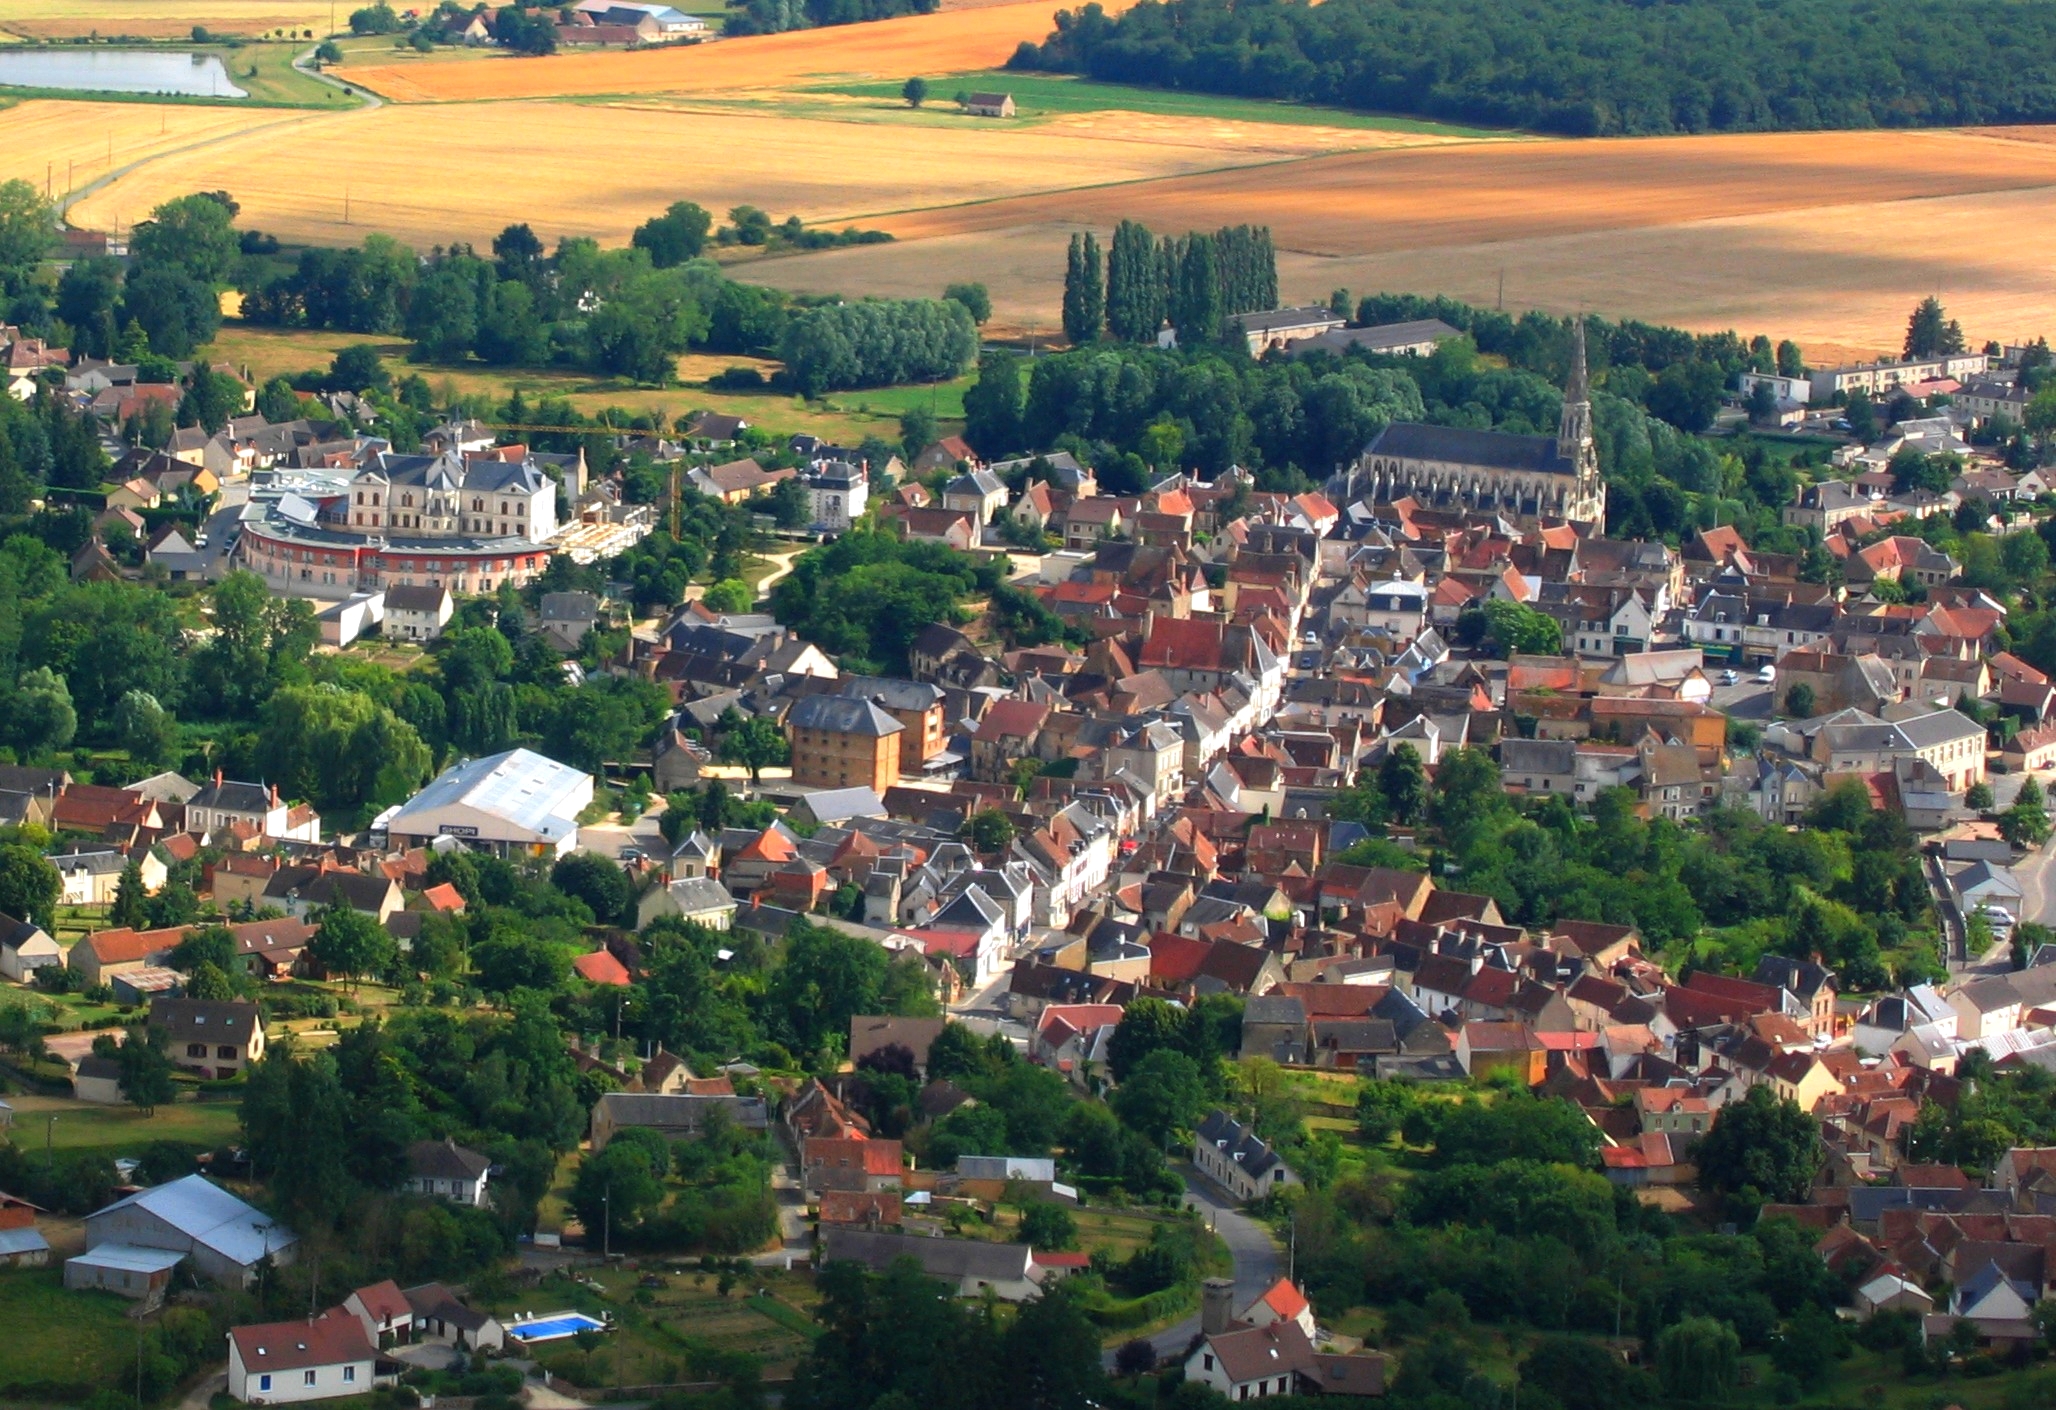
[330,0,1108,102]
[65,97,1353,246]
[733,126,2056,351]
[0,99,308,202]
[0,0,335,38]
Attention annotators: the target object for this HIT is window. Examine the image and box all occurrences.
[1204,1356,1215,1372]
[304,1371,318,1387]
[187,1043,206,1058]
[217,1045,237,1060]
[343,1367,356,1384]
[259,1376,272,1393]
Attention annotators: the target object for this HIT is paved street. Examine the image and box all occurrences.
[1103,1172,1283,1369]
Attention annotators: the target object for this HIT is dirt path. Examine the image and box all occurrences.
[752,545,805,602]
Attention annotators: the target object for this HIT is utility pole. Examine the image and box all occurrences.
[44,1113,56,1165]
[603,1185,611,1259]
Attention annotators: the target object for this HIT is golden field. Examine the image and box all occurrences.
[330,0,1088,101]
[65,98,1419,247]
[740,126,2056,354]
[0,0,337,38]
[0,99,313,203]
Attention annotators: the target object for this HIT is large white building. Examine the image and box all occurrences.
[375,748,593,859]
[238,451,563,602]
[72,1174,296,1292]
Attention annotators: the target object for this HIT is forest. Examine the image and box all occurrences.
[1010,0,2056,135]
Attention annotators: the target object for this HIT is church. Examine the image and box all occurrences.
[1347,321,1607,526]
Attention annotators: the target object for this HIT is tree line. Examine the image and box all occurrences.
[1010,0,2056,136]
[1063,219,1277,345]
[724,0,935,37]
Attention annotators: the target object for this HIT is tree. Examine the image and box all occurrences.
[701,578,753,613]
[1746,378,1778,423]
[1967,780,1995,812]
[963,807,1015,853]
[1784,682,1815,718]
[1904,295,1965,359]
[1694,1085,1821,1203]
[899,405,937,462]
[1844,388,1877,441]
[902,76,930,107]
[11,667,76,756]
[0,179,55,296]
[109,860,149,929]
[1061,232,1104,346]
[1113,1340,1157,1377]
[309,905,398,990]
[632,201,714,268]
[716,711,790,781]
[963,350,1026,455]
[131,193,240,287]
[1378,742,1429,827]
[1771,1305,1847,1390]
[314,38,344,62]
[2001,775,2051,849]
[1107,996,1187,1082]
[178,366,245,434]
[1017,1201,1077,1249]
[1110,1048,1206,1147]
[943,281,991,325]
[1776,339,1805,376]
[118,1026,176,1115]
[569,1132,669,1244]
[120,264,220,359]
[551,853,634,927]
[1654,1316,1739,1402]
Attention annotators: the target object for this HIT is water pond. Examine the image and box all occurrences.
[0,49,247,98]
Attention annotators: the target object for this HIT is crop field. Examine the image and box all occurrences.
[65,96,1400,248]
[330,0,1095,102]
[0,0,336,39]
[740,125,2056,354]
[0,98,308,200]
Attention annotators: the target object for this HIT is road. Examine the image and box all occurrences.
[2014,832,2056,928]
[1104,1172,1283,1369]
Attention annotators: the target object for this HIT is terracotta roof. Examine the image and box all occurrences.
[228,1309,374,1374]
[573,949,631,986]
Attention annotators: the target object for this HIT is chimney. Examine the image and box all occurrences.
[270,783,280,807]
[1201,1277,1237,1336]
[214,768,224,789]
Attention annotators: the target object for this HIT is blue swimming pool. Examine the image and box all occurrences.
[507,1312,609,1343]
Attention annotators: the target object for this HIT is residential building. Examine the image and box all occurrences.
[1192,1110,1299,1203]
[403,1139,492,1207]
[151,998,265,1078]
[786,694,904,794]
[818,1227,1044,1300]
[227,1309,380,1404]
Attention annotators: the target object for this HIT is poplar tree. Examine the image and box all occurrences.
[1061,232,1104,345]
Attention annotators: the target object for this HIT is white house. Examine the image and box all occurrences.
[1191,1110,1299,1204]
[382,583,453,643]
[228,1309,379,1404]
[0,913,60,982]
[1185,1319,1316,1401]
[403,1139,492,1207]
[636,876,738,931]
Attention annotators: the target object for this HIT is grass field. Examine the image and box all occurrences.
[0,1269,136,1394]
[204,323,954,442]
[819,71,1500,136]
[3,1092,242,1162]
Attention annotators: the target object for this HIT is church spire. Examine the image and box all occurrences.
[1558,317,1591,456]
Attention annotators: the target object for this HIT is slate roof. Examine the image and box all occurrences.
[787,694,904,737]
[1195,1109,1290,1182]
[406,1138,491,1183]
[1366,421,1577,476]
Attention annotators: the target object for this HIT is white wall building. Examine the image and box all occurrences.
[376,748,593,860]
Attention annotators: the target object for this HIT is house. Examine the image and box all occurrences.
[836,677,948,764]
[227,1308,381,1404]
[960,91,1016,117]
[970,698,1052,782]
[1185,1318,1316,1401]
[71,1055,127,1104]
[589,1091,769,1150]
[70,925,177,986]
[75,1174,295,1291]
[405,1282,507,1351]
[53,849,127,907]
[403,1139,492,1207]
[0,1225,51,1268]
[802,1135,905,1194]
[151,998,264,1078]
[636,875,738,931]
[787,694,904,795]
[1239,1277,1319,1339]
[187,773,321,843]
[377,748,593,860]
[0,913,60,982]
[343,1281,415,1348]
[1230,306,1347,356]
[819,1227,1044,1300]
[382,583,453,642]
[1242,994,1310,1065]
[849,1016,948,1074]
[1192,1110,1299,1203]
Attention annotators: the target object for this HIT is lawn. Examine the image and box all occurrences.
[0,1268,137,1396]
[202,323,960,445]
[4,1091,241,1162]
[482,1265,823,1384]
[814,71,1503,136]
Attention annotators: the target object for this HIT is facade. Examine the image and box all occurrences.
[80,1174,296,1288]
[0,913,60,981]
[403,1139,492,1207]
[238,451,562,603]
[382,583,453,642]
[151,998,265,1078]
[1192,1110,1300,1203]
[187,775,320,843]
[801,460,868,531]
[1349,320,1606,525]
[786,694,904,794]
[228,1310,380,1405]
[377,748,593,859]
[1808,352,1989,399]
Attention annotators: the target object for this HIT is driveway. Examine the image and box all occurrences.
[1102,1171,1282,1369]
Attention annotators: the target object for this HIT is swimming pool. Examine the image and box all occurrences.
[506,1312,609,1344]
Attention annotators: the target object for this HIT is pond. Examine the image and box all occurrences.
[0,49,248,98]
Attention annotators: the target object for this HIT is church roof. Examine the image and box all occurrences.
[1365,422,1579,477]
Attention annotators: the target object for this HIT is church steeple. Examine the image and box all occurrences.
[1557,317,1592,459]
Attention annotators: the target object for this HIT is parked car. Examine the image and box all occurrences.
[1756,664,1777,684]
[1720,669,1738,686]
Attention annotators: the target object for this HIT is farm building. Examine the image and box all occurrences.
[77,1173,296,1289]
[961,92,1015,117]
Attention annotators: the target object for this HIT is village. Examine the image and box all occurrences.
[4,287,2056,1408]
